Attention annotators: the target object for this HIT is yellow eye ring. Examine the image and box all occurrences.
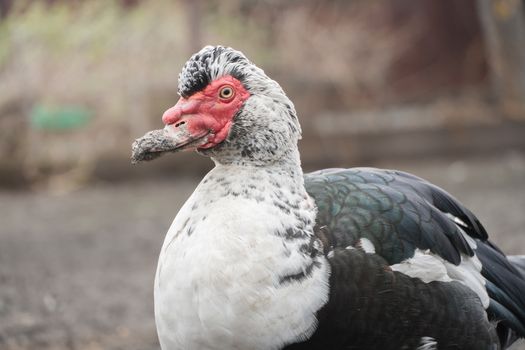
[219,85,235,100]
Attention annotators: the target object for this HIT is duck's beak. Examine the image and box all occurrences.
[130,123,210,164]
[131,96,214,164]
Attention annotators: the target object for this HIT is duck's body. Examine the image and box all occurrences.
[155,164,329,350]
[132,46,525,350]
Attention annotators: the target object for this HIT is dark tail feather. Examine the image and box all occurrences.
[476,243,525,347]
[488,299,522,349]
[508,255,525,277]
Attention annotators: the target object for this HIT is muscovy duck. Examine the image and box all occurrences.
[131,46,525,350]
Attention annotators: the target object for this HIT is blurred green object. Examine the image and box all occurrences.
[30,105,92,130]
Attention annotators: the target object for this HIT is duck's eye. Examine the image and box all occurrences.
[219,85,235,100]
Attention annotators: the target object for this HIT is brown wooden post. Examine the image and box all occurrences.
[0,0,11,18]
[477,0,525,119]
[185,0,202,55]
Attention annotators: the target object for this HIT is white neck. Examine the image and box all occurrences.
[206,159,306,199]
[154,162,330,350]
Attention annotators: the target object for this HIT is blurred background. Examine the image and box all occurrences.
[0,0,524,349]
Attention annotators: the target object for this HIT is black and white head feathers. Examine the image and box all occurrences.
[180,46,302,166]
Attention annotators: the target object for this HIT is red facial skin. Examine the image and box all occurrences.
[162,76,250,149]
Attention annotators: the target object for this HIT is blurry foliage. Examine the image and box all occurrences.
[0,0,189,188]
[1,0,185,119]
[0,0,501,189]
[0,0,281,189]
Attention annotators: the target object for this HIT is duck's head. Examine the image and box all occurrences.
[131,46,301,166]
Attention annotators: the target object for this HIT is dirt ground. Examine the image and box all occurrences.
[1,151,525,350]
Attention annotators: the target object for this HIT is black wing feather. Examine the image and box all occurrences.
[305,168,475,265]
[304,167,525,344]
[476,241,525,334]
[285,248,499,350]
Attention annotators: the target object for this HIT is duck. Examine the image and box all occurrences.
[131,45,525,350]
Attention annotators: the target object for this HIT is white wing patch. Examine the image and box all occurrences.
[390,249,452,283]
[391,249,489,308]
[390,217,489,308]
[444,213,478,250]
[358,238,376,254]
[445,252,488,307]
[444,212,468,228]
[417,336,437,350]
